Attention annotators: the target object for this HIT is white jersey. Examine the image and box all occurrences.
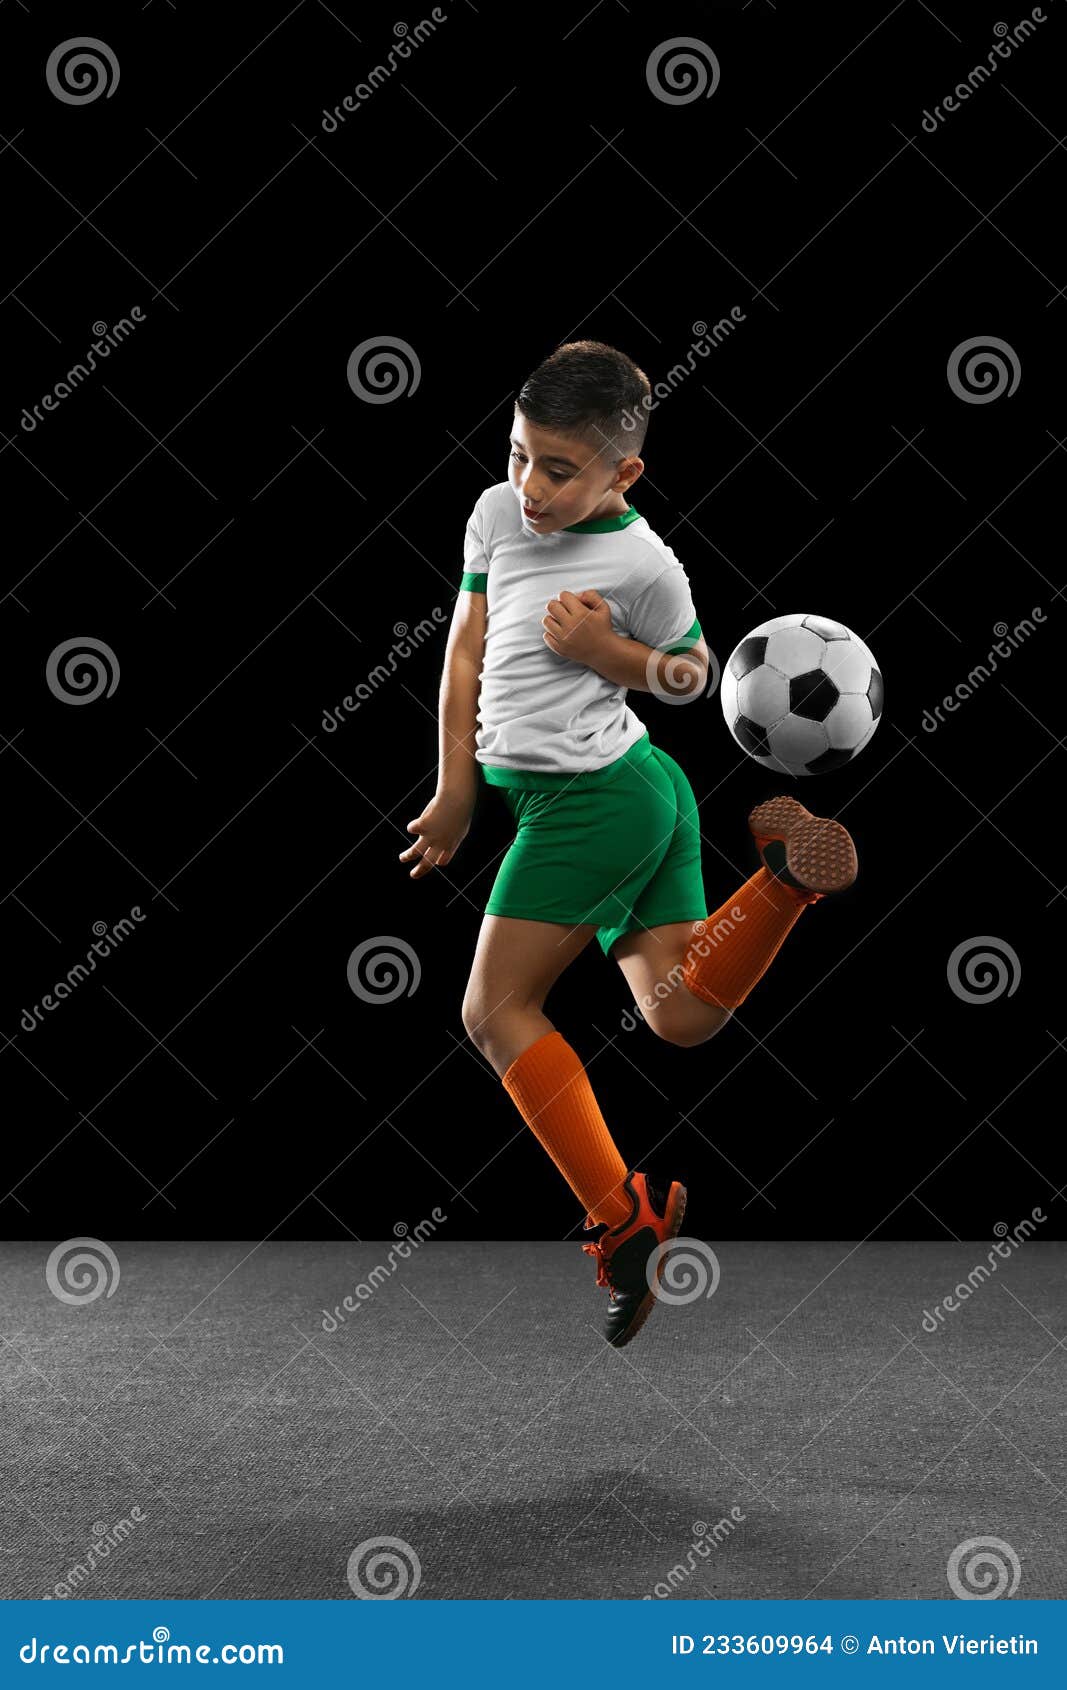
[460,481,701,783]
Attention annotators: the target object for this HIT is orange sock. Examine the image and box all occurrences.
[682,868,809,1009]
[501,1030,632,1227]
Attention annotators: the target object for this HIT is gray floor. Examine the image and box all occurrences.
[1,1241,1063,1599]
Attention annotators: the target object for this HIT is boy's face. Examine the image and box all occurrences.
[508,412,643,536]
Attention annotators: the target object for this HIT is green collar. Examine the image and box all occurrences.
[563,506,641,534]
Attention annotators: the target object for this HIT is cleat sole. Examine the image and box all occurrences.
[748,796,857,894]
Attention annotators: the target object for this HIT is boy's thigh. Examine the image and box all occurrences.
[487,762,679,949]
[612,919,731,1043]
[464,913,598,1014]
[611,920,699,996]
[596,747,706,958]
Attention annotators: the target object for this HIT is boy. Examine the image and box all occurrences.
[400,341,857,1348]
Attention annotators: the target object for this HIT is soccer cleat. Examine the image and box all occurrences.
[748,795,857,905]
[582,1170,688,1348]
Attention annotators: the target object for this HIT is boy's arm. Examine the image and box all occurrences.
[403,488,491,881]
[438,587,486,800]
[543,588,708,700]
[401,588,486,880]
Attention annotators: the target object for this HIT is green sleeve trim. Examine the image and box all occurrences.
[662,617,702,656]
[460,571,488,593]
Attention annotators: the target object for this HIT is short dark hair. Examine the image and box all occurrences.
[515,339,652,464]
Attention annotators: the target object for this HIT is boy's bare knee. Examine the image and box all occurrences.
[697,1005,732,1041]
[657,1021,707,1049]
[647,1003,732,1047]
[462,993,531,1059]
[461,993,493,1050]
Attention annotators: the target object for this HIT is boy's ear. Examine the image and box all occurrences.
[616,456,644,492]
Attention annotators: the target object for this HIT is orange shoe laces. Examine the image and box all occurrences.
[581,1236,618,1301]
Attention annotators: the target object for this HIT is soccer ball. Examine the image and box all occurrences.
[721,613,883,776]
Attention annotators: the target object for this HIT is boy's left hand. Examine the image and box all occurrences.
[542,588,614,666]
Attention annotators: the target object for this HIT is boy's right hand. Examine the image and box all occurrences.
[400,790,473,879]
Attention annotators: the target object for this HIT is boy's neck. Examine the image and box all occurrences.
[583,495,629,522]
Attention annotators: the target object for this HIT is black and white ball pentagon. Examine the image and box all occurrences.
[720,613,883,776]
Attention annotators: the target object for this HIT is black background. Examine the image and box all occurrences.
[2,1,1063,1244]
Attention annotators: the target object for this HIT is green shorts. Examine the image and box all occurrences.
[483,733,707,957]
